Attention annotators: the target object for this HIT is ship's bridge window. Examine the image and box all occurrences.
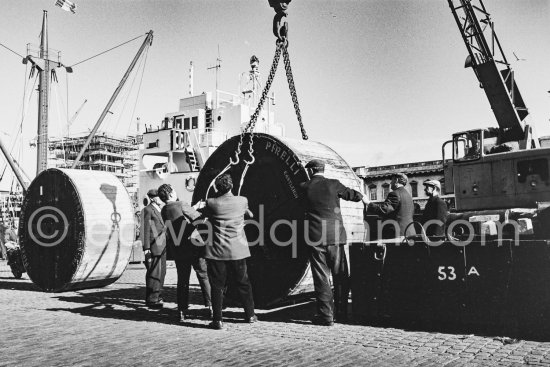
[192,116,198,129]
[184,117,190,130]
[175,116,184,129]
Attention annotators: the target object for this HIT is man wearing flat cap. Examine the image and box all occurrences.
[300,159,368,326]
[364,172,415,238]
[141,188,166,308]
[422,179,448,237]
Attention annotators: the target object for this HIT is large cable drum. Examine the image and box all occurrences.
[193,133,364,307]
[19,168,135,292]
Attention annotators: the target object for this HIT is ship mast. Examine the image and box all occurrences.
[36,10,50,175]
[189,61,193,96]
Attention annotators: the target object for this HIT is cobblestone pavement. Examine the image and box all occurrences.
[1,259,550,367]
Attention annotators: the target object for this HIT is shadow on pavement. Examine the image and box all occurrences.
[42,283,320,327]
[45,286,217,329]
[0,278,41,292]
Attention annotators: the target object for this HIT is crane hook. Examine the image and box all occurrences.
[273,12,288,44]
[269,0,291,44]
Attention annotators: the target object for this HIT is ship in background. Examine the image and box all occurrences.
[139,56,283,207]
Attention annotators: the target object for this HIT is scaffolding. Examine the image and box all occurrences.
[48,132,143,206]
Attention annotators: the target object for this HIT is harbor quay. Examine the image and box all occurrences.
[2,260,550,367]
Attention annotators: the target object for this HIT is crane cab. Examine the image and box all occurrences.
[443,129,550,211]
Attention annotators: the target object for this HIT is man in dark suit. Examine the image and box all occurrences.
[140,189,166,309]
[200,174,256,330]
[158,184,211,323]
[421,179,448,237]
[365,172,416,238]
[300,159,367,326]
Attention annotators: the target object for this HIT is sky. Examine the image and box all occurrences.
[1,0,550,191]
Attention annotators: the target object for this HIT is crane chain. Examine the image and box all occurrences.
[233,41,283,165]
[282,46,308,140]
[233,17,309,171]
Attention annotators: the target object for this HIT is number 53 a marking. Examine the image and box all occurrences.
[438,266,456,280]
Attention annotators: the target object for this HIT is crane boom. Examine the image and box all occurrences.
[448,0,529,143]
[71,31,153,169]
[67,99,87,129]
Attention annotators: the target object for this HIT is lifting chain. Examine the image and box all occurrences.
[207,45,284,199]
[282,46,308,140]
[207,0,307,199]
[235,1,308,166]
[238,40,283,165]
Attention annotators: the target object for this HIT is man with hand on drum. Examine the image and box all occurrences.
[300,159,368,326]
[200,174,257,330]
[364,172,416,238]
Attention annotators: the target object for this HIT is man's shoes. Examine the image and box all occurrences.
[311,316,334,326]
[146,301,163,309]
[209,320,224,330]
[246,315,258,323]
[178,311,186,323]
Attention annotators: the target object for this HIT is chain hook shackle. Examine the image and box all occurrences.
[273,12,288,45]
[269,1,291,44]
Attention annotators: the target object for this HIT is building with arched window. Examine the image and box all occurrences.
[353,159,455,212]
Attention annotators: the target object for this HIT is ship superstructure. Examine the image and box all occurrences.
[139,58,283,206]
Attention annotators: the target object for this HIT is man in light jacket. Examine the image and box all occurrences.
[200,174,256,330]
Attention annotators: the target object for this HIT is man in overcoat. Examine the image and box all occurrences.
[365,172,416,238]
[300,159,368,326]
[158,184,211,322]
[141,189,166,308]
[421,179,448,237]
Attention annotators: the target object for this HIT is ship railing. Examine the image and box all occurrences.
[26,44,62,63]
[215,90,244,108]
[196,128,228,148]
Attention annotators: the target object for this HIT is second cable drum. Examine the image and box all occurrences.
[193,133,364,307]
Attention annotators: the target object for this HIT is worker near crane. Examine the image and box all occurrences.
[300,159,368,326]
[421,180,448,238]
[364,172,416,238]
